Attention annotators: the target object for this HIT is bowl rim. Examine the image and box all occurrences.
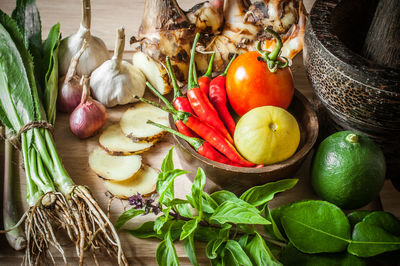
[169,89,319,173]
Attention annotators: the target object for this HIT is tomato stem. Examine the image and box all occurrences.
[256,28,290,73]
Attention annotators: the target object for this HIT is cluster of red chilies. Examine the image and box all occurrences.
[143,33,255,167]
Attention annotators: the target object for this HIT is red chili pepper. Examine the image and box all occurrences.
[186,33,234,144]
[139,82,255,167]
[166,57,198,138]
[147,120,240,166]
[209,55,237,136]
[198,53,215,96]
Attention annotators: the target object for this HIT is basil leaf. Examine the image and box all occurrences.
[212,238,226,257]
[245,233,282,266]
[184,233,198,266]
[347,210,372,229]
[281,243,365,266]
[348,222,400,257]
[154,208,171,234]
[42,23,60,124]
[210,201,270,225]
[175,203,193,218]
[225,240,252,266]
[115,209,145,230]
[157,169,188,204]
[191,168,206,212]
[156,227,180,266]
[168,198,189,205]
[280,200,351,253]
[211,190,241,205]
[180,218,199,240]
[362,211,400,236]
[194,225,219,242]
[206,239,219,259]
[125,221,160,239]
[264,206,286,241]
[202,193,218,213]
[240,179,298,207]
[237,234,249,248]
[161,147,175,173]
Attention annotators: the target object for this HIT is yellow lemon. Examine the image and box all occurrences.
[234,106,300,165]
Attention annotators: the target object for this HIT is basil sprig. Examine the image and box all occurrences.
[116,148,400,265]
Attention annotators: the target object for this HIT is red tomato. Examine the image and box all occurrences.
[226,51,294,116]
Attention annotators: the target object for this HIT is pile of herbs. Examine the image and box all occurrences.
[0,1,126,265]
[117,148,400,265]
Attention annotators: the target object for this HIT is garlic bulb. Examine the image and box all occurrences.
[58,0,109,76]
[90,27,146,107]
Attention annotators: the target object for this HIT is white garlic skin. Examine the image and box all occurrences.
[59,25,109,77]
[90,59,146,107]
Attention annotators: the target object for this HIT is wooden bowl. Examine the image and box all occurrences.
[169,89,318,195]
[303,0,400,187]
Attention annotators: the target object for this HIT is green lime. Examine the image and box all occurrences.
[311,131,386,209]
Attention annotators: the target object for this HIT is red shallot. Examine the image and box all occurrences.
[57,40,88,113]
[69,76,107,139]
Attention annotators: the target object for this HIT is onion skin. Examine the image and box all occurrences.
[69,76,107,139]
[57,75,82,113]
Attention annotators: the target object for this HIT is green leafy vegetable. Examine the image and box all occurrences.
[362,211,400,236]
[156,227,180,266]
[245,233,282,266]
[240,179,298,207]
[180,218,200,240]
[115,209,145,230]
[348,222,400,257]
[280,200,351,253]
[210,201,271,225]
[184,233,198,266]
[264,206,286,241]
[225,240,252,265]
[281,243,365,266]
[347,210,372,228]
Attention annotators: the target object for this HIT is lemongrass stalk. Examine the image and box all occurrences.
[3,141,26,251]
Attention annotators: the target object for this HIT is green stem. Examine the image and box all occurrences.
[188,33,200,90]
[147,120,203,150]
[166,57,182,99]
[222,54,237,77]
[265,28,282,61]
[36,152,56,192]
[203,53,215,79]
[256,28,289,73]
[21,133,42,206]
[193,61,198,86]
[33,128,53,170]
[29,149,53,194]
[44,130,74,194]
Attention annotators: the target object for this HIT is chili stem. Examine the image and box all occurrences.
[147,120,203,150]
[204,53,215,78]
[222,54,237,77]
[166,57,182,99]
[188,33,200,90]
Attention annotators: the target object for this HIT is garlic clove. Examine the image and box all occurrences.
[90,27,146,107]
[58,0,109,76]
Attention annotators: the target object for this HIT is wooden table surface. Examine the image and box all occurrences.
[0,0,399,265]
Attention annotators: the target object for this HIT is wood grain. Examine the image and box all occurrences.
[0,0,399,265]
